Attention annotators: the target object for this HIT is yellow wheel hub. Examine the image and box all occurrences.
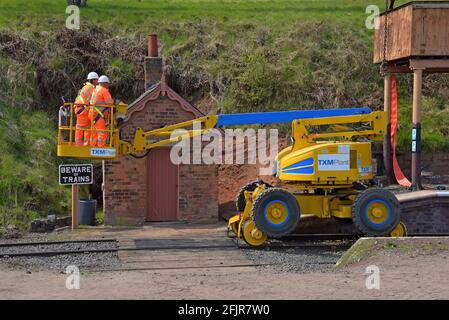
[265,202,288,225]
[242,221,267,247]
[367,202,389,224]
[390,221,408,237]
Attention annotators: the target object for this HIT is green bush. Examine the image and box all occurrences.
[396,96,449,152]
[0,102,70,230]
[95,209,105,226]
[0,205,38,233]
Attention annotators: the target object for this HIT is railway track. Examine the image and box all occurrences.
[0,238,116,248]
[0,233,355,258]
[91,263,276,273]
[1,233,449,259]
[0,239,119,258]
[229,233,358,250]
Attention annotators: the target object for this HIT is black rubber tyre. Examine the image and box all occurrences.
[235,180,272,212]
[251,188,300,238]
[352,188,400,236]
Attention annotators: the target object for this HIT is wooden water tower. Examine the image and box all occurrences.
[374,1,449,190]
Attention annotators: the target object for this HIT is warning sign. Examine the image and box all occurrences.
[59,164,93,185]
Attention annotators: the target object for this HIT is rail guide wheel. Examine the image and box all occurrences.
[242,221,267,247]
[389,221,408,237]
[230,221,239,236]
[352,188,401,237]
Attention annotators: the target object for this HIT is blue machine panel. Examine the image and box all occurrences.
[216,107,372,127]
[282,158,314,170]
[282,167,314,175]
[281,157,315,175]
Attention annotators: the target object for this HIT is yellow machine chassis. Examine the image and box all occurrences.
[228,184,408,246]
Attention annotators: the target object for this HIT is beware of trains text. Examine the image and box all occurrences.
[59,164,93,185]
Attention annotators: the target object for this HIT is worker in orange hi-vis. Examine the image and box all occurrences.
[74,72,99,146]
[89,75,114,147]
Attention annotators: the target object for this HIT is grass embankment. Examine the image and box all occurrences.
[0,0,448,234]
[0,0,409,30]
[336,237,449,268]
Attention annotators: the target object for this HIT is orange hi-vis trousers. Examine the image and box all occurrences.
[89,106,110,147]
[90,117,109,147]
[74,105,91,146]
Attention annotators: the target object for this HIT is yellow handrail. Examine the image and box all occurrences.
[58,102,118,145]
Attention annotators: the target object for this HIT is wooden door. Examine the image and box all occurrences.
[146,148,178,221]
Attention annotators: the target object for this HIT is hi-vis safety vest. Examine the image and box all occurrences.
[89,86,114,124]
[75,82,95,116]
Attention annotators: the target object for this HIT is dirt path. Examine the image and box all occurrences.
[1,254,448,299]
[1,224,449,299]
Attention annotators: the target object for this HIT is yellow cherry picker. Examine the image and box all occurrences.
[58,102,407,246]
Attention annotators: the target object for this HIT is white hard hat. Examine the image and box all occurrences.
[98,75,110,83]
[87,72,99,80]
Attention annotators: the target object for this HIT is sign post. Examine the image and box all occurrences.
[71,184,79,230]
[59,164,93,230]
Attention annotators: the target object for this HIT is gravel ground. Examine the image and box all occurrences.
[0,240,118,255]
[0,252,121,272]
[0,233,56,244]
[243,244,347,273]
[0,241,121,272]
[2,237,449,299]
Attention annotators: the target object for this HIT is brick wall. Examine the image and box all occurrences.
[218,133,288,219]
[400,196,449,233]
[104,96,218,225]
[178,165,218,222]
[293,195,449,234]
[396,152,449,183]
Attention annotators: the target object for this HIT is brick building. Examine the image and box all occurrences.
[103,35,218,225]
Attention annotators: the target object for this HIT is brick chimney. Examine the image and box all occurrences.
[144,34,162,91]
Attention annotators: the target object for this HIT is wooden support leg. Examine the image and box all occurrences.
[411,68,423,190]
[383,74,393,183]
[72,184,79,230]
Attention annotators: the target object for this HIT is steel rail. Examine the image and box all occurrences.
[0,238,117,248]
[2,233,449,258]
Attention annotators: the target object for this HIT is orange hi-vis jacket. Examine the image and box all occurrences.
[89,85,114,147]
[74,82,95,128]
[74,82,95,146]
[89,86,114,124]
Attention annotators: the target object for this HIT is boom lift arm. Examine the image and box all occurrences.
[122,108,385,158]
[58,104,384,160]
[120,107,382,153]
